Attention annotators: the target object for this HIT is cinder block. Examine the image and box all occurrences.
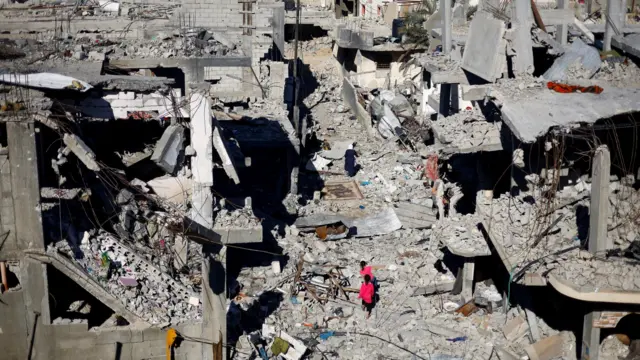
[142,98,165,107]
[93,328,133,344]
[109,99,144,108]
[103,93,120,100]
[118,91,136,100]
[131,340,167,359]
[141,327,165,342]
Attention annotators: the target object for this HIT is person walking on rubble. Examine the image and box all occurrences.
[358,274,375,319]
[344,144,359,177]
[360,261,379,295]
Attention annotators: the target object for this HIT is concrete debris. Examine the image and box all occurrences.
[432,214,491,257]
[524,334,564,360]
[4,7,640,360]
[461,12,507,82]
[50,229,201,325]
[543,39,601,81]
[430,110,503,154]
[151,124,185,174]
[62,133,101,171]
[147,176,193,208]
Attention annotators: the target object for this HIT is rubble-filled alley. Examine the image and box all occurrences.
[1,0,640,359]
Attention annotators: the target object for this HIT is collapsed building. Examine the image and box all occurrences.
[1,0,640,358]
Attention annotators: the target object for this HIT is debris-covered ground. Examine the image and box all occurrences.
[3,0,640,358]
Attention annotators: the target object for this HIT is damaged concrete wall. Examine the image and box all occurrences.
[62,90,186,120]
[181,0,243,28]
[341,77,375,137]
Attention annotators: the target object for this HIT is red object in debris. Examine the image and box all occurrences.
[425,154,439,181]
[128,111,156,120]
[546,81,603,94]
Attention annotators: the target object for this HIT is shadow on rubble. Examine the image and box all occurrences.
[228,290,284,352]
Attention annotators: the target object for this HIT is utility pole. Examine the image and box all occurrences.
[292,0,301,139]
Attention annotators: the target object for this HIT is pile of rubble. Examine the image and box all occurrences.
[51,226,203,325]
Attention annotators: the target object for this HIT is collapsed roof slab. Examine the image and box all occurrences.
[24,250,148,326]
[548,260,640,304]
[497,87,640,143]
[612,33,640,59]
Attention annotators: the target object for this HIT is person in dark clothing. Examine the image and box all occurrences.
[344,144,358,177]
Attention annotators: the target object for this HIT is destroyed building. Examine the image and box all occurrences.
[1,0,640,359]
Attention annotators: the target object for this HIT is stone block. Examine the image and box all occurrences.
[118,91,136,100]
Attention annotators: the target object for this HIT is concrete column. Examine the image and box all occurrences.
[513,0,534,74]
[6,121,51,358]
[603,0,623,51]
[555,0,569,45]
[582,311,601,360]
[441,0,452,54]
[588,146,611,254]
[202,250,227,360]
[460,259,475,302]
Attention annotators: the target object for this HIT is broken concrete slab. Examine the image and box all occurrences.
[499,87,640,143]
[212,117,241,185]
[524,334,563,360]
[147,176,193,206]
[24,250,146,325]
[512,0,535,75]
[612,33,640,59]
[412,280,456,296]
[62,134,100,171]
[393,202,437,229]
[151,124,185,174]
[349,208,402,237]
[461,13,507,82]
[542,39,601,81]
[502,315,528,341]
